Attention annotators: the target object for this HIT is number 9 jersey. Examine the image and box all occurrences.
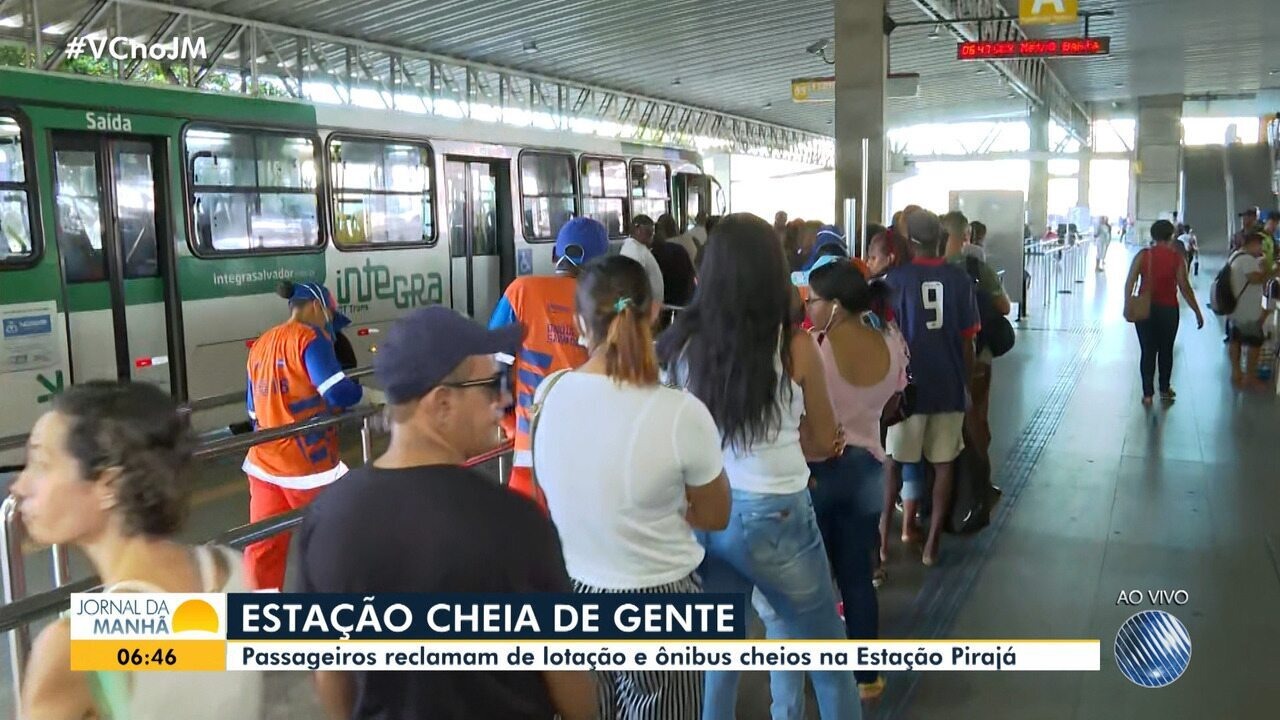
[883,256,981,415]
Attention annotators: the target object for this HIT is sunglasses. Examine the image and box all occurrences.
[440,372,509,397]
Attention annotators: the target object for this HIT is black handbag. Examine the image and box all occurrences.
[881,379,916,427]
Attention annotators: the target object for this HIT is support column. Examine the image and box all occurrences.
[834,0,886,251]
[1028,103,1050,237]
[1077,157,1091,212]
[1134,95,1183,242]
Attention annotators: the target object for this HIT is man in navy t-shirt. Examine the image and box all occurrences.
[882,208,979,567]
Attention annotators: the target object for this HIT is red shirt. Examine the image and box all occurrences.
[1137,244,1182,307]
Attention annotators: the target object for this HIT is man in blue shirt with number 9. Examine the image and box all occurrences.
[881,208,979,567]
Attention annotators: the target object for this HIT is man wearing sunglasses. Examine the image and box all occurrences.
[291,305,596,720]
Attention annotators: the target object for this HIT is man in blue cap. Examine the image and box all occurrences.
[243,280,363,589]
[489,217,610,511]
[294,305,596,720]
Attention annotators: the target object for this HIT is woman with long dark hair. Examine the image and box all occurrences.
[15,381,261,719]
[533,255,730,719]
[659,214,859,720]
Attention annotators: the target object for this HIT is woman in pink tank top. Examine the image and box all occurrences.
[770,257,908,707]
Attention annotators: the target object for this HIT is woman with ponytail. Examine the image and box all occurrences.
[531,254,730,720]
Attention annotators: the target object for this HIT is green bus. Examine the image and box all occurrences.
[0,68,723,463]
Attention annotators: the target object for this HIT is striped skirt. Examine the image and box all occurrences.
[571,574,704,720]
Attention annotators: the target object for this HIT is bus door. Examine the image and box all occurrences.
[50,132,181,395]
[673,172,726,231]
[444,157,510,321]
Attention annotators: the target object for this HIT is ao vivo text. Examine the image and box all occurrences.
[1115,589,1190,606]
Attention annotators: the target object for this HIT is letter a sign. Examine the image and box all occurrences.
[1020,0,1077,25]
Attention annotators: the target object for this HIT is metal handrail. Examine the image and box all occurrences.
[185,366,375,413]
[0,367,378,457]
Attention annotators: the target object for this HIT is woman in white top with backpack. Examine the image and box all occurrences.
[14,381,261,720]
[532,254,731,720]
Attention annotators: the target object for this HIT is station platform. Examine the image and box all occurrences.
[3,244,1276,719]
[728,244,1279,719]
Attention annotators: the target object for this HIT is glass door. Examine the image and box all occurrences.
[51,133,177,393]
[445,158,502,320]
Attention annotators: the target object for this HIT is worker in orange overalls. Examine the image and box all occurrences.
[243,281,363,590]
[488,217,610,511]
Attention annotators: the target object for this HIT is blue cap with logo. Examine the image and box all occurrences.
[374,306,523,404]
[555,217,610,267]
[288,281,350,332]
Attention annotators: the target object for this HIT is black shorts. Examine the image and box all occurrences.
[1230,320,1265,347]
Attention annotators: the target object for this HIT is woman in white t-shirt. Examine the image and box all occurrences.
[533,254,730,720]
[13,381,262,720]
[657,214,859,720]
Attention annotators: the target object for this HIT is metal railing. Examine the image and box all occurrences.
[0,394,513,699]
[1024,234,1094,309]
[0,367,377,461]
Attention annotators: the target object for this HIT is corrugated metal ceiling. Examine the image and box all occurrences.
[26,0,1028,133]
[24,0,1279,136]
[1026,0,1279,111]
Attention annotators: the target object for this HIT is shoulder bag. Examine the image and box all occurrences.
[526,369,571,500]
[1124,249,1153,323]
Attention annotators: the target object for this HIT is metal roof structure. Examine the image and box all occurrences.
[2,0,1274,163]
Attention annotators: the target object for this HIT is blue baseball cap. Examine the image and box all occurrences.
[801,225,848,271]
[791,254,843,287]
[289,281,350,332]
[1264,209,1280,222]
[555,217,610,267]
[374,306,522,404]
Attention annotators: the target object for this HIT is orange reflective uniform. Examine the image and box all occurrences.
[489,274,588,509]
[244,321,347,488]
[243,320,351,590]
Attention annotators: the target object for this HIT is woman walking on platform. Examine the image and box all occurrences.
[1124,220,1204,405]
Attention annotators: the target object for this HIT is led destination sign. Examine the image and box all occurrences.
[957,37,1110,60]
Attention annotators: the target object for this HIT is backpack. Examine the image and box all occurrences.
[964,256,1016,358]
[1210,252,1247,316]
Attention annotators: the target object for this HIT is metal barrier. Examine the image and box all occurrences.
[1024,235,1095,309]
[0,367,377,460]
[0,395,513,698]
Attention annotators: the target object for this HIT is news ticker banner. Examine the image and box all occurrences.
[70,593,1100,673]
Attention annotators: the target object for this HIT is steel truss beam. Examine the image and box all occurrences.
[907,0,1091,142]
[2,0,834,166]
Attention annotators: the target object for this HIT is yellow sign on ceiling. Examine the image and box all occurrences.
[791,77,835,103]
[1019,0,1078,25]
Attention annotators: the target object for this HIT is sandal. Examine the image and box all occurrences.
[859,676,886,702]
[872,568,887,588]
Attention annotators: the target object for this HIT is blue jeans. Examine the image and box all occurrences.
[760,449,883,718]
[699,489,860,720]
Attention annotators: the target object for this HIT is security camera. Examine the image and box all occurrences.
[807,38,831,55]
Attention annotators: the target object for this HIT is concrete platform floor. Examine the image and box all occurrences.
[2,242,1277,719]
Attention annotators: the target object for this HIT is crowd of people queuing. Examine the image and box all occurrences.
[14,204,1013,720]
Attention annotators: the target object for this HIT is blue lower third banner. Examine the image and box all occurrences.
[227,593,749,641]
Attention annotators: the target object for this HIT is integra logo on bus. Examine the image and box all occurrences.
[334,258,443,313]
